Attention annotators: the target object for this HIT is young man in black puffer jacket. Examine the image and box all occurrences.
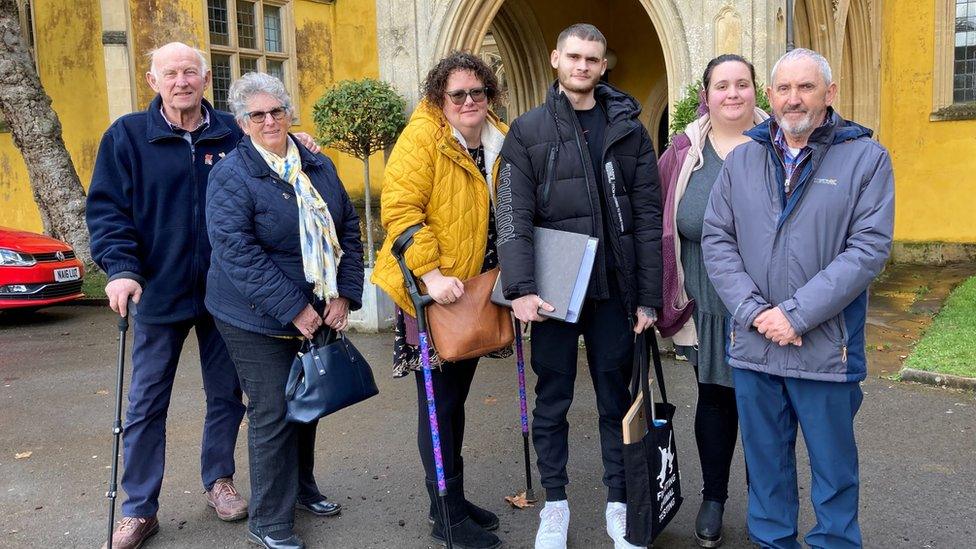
[495,23,662,549]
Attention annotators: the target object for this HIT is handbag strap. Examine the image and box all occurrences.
[648,331,668,405]
[630,331,670,411]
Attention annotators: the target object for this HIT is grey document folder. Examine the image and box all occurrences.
[491,227,598,323]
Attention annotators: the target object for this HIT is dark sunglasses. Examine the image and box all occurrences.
[245,106,288,123]
[445,87,488,106]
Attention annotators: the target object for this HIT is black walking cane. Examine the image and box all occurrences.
[391,225,453,549]
[512,317,535,502]
[106,299,135,549]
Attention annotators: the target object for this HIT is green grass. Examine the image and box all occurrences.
[81,269,107,299]
[903,276,976,378]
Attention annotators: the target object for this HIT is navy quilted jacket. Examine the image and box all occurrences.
[205,136,364,336]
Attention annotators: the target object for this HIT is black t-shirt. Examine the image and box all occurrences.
[575,104,616,273]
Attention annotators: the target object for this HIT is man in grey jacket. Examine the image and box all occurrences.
[702,48,894,549]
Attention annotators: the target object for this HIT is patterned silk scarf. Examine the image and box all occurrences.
[254,137,343,302]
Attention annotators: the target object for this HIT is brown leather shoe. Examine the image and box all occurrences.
[206,477,248,521]
[101,516,159,549]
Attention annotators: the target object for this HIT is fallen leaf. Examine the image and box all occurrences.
[504,490,537,509]
[483,395,498,406]
[14,452,31,460]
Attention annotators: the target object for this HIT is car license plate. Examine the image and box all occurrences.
[54,267,80,282]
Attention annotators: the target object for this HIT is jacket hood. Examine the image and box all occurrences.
[546,80,642,125]
[746,107,872,147]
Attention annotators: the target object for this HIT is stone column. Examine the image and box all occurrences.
[99,0,136,121]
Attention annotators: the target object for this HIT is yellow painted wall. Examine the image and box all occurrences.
[880,1,976,243]
[0,0,107,232]
[291,0,380,198]
[0,0,380,233]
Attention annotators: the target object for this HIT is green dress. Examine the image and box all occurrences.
[674,139,734,388]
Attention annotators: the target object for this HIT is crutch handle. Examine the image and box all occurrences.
[391,225,435,323]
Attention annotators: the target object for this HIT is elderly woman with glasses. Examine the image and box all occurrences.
[372,51,507,549]
[205,72,364,549]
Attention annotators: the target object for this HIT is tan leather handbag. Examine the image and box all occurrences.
[427,268,515,362]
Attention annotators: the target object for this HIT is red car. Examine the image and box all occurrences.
[0,226,85,310]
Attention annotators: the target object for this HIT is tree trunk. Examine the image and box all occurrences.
[0,0,93,268]
[362,157,375,268]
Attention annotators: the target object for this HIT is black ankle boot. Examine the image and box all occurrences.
[695,500,724,548]
[426,476,501,549]
[426,476,499,531]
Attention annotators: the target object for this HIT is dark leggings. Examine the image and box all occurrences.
[415,358,479,481]
[693,368,739,503]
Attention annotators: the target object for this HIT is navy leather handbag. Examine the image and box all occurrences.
[285,328,378,423]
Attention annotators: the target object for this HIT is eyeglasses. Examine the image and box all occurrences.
[445,87,488,105]
[244,106,288,123]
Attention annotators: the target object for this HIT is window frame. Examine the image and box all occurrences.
[932,0,976,120]
[204,0,299,122]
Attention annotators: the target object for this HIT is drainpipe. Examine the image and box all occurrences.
[786,0,795,51]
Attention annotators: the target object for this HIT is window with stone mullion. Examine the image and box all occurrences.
[956,0,976,102]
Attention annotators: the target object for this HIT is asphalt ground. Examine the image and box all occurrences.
[0,306,973,548]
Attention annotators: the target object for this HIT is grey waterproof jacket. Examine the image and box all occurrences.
[702,109,894,382]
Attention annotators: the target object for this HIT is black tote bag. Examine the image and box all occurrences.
[623,332,683,546]
[285,328,378,423]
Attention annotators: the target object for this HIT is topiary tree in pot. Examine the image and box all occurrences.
[313,78,406,267]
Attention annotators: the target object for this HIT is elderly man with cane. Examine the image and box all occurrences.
[88,42,321,549]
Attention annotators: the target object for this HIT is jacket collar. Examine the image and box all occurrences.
[412,99,509,180]
[236,134,324,179]
[546,80,642,124]
[546,81,644,150]
[145,95,233,143]
[746,107,872,148]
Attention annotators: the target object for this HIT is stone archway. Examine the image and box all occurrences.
[792,0,881,130]
[433,0,692,115]
[643,75,670,154]
[838,0,880,130]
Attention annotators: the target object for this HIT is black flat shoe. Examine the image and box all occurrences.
[296,499,342,517]
[695,500,724,548]
[247,530,305,549]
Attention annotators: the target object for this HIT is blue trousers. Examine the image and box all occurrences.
[121,315,246,517]
[733,368,863,549]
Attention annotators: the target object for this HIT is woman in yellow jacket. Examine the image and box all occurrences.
[372,52,507,549]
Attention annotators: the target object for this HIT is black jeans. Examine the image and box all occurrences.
[693,366,739,503]
[216,320,326,536]
[415,358,479,482]
[529,288,634,503]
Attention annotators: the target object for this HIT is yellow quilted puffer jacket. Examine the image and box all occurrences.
[371,99,508,316]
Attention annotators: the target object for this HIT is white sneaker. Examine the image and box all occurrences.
[606,502,643,548]
[535,500,570,549]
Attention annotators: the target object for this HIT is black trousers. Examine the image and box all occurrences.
[529,288,634,503]
[415,358,479,482]
[216,320,327,536]
[693,365,739,503]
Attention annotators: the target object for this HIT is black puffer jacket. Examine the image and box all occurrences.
[496,81,662,314]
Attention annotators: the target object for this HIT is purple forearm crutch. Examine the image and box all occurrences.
[513,317,535,501]
[392,225,453,549]
[418,331,447,496]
